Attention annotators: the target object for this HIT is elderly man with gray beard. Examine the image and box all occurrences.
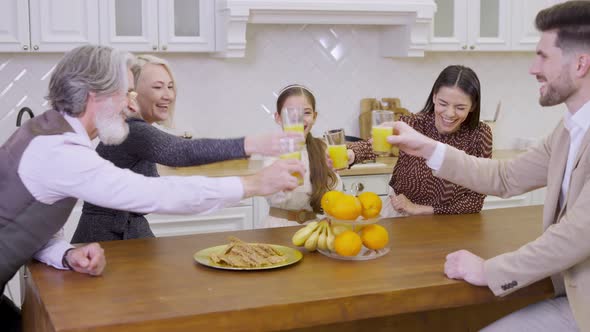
[0,45,305,331]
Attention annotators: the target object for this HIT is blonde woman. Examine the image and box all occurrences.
[73,55,299,242]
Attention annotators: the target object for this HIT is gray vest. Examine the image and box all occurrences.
[0,110,77,288]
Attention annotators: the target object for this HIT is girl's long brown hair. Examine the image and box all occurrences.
[276,85,338,213]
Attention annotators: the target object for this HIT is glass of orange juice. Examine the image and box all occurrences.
[371,110,394,156]
[281,107,305,149]
[279,137,304,185]
[325,129,348,171]
[281,107,304,134]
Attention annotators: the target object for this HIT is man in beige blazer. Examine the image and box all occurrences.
[389,1,590,331]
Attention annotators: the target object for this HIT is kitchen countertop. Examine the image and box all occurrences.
[158,149,525,178]
[24,206,553,331]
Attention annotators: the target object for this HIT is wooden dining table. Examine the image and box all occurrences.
[23,206,554,332]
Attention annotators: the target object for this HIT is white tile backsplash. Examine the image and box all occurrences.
[0,24,564,149]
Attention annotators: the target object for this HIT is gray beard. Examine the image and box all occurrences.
[95,98,130,145]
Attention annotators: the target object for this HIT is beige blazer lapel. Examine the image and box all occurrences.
[545,127,570,228]
[556,127,590,221]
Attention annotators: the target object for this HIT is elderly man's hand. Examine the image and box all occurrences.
[65,243,106,276]
[444,250,488,286]
[241,159,305,197]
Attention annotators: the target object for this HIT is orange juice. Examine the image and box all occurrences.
[372,126,393,155]
[280,151,304,185]
[284,124,304,134]
[328,144,348,170]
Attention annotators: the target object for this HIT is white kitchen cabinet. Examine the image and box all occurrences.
[483,194,531,210]
[431,0,510,51]
[430,0,556,52]
[511,0,554,51]
[0,0,98,53]
[158,0,215,52]
[99,0,214,52]
[3,272,23,308]
[62,199,254,239]
[483,188,546,210]
[341,174,392,208]
[147,199,254,237]
[29,0,100,52]
[0,0,30,52]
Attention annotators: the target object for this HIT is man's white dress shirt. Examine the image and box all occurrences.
[18,113,243,269]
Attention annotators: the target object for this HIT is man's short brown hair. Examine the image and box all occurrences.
[536,0,590,51]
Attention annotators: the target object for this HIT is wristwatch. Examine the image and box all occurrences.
[62,248,75,270]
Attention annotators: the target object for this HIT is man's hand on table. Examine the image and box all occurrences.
[65,243,106,276]
[444,250,488,286]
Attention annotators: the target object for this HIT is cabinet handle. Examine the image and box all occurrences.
[469,45,475,50]
[162,45,168,51]
[33,45,39,51]
[345,182,364,195]
[22,45,29,51]
[357,183,365,192]
[461,45,467,50]
[152,45,157,51]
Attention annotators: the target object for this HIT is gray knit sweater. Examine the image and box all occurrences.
[72,118,246,243]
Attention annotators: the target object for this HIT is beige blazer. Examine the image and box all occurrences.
[437,120,590,330]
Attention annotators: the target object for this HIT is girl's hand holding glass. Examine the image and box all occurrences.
[324,129,348,171]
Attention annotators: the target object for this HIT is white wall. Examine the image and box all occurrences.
[0,24,565,149]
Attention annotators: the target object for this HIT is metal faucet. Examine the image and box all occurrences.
[16,107,34,127]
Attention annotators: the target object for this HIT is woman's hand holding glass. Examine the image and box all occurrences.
[325,129,348,171]
[372,110,395,156]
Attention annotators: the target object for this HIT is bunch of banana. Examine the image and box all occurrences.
[292,219,336,252]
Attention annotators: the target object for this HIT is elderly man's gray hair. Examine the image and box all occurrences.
[47,45,134,116]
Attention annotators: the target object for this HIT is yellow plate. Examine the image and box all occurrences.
[193,244,303,271]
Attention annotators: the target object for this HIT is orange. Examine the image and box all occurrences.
[334,230,362,256]
[357,192,382,219]
[330,194,362,220]
[321,190,344,215]
[360,224,389,250]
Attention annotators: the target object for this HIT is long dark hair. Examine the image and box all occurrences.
[419,65,481,129]
[276,85,338,214]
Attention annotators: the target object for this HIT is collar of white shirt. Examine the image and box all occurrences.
[564,99,590,134]
[62,112,93,148]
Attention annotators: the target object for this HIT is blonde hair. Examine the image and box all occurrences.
[130,54,177,128]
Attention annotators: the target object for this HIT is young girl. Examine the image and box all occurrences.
[261,84,343,227]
